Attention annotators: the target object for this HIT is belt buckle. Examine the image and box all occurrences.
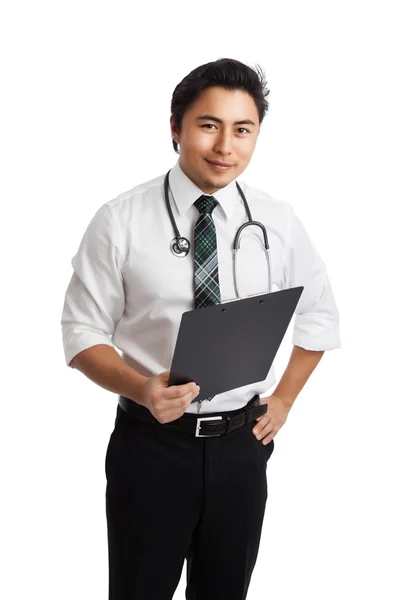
[195,416,223,437]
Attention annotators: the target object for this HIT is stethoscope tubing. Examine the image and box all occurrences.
[164,168,272,298]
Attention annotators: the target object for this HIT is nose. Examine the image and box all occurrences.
[213,131,233,155]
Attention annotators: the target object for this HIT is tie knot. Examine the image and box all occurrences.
[194,195,218,215]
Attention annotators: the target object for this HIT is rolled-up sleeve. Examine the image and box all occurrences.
[61,203,125,368]
[283,206,341,351]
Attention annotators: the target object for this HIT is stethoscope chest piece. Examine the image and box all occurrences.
[170,236,190,257]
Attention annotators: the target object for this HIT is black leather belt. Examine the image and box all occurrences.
[118,394,268,437]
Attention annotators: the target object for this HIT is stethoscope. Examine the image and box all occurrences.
[164,169,272,299]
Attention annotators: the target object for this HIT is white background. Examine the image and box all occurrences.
[1,1,399,598]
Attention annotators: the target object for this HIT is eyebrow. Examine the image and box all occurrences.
[195,114,257,127]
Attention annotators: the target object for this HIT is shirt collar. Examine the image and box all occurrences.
[168,159,241,220]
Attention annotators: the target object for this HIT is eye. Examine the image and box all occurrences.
[201,124,251,134]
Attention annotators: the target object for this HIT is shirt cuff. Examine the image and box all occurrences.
[63,330,115,368]
[292,313,342,350]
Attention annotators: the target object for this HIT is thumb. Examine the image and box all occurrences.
[160,371,171,384]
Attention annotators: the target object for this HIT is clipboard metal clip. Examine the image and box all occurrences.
[220,291,269,304]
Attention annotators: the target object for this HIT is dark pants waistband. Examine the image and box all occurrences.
[117,394,268,437]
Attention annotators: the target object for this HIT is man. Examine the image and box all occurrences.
[61,58,341,600]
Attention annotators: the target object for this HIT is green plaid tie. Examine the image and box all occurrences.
[193,194,221,403]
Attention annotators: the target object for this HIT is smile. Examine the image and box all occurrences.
[205,159,233,171]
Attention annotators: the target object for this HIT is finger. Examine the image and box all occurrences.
[254,427,270,441]
[158,390,198,418]
[261,431,274,445]
[252,416,269,437]
[255,423,273,442]
[164,383,199,403]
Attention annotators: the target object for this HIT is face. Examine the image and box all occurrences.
[170,86,260,194]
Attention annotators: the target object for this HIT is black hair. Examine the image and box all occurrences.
[170,58,270,154]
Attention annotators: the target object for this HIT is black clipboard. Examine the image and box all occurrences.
[168,286,304,401]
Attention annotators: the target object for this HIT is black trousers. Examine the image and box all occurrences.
[105,395,275,600]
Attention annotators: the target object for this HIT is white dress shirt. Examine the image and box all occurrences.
[61,159,341,414]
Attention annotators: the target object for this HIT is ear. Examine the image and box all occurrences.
[170,115,180,144]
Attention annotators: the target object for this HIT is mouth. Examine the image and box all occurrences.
[205,159,234,171]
